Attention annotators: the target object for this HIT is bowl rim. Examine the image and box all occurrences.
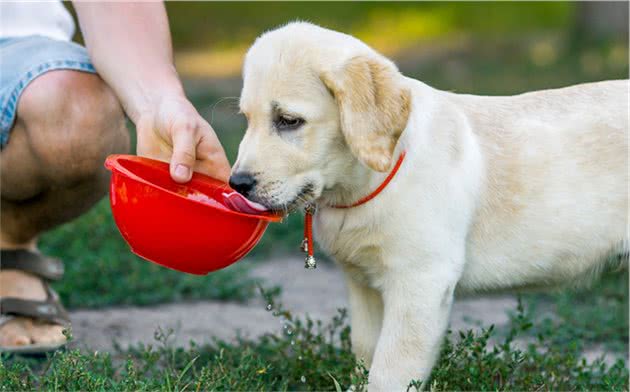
[105,154,283,223]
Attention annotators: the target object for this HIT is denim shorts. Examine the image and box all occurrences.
[0,35,96,149]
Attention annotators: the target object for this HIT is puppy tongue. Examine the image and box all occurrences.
[222,191,268,214]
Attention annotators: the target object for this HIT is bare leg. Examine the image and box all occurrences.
[0,70,129,347]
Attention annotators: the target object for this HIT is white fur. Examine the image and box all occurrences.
[234,22,629,390]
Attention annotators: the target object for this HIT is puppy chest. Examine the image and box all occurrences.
[314,211,386,284]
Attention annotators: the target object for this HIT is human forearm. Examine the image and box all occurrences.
[73,2,184,122]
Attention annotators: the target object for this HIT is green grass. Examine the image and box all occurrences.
[1,294,627,391]
[523,272,629,354]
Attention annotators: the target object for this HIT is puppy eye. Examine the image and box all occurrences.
[274,115,305,131]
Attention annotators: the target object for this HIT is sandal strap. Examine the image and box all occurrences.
[0,250,64,281]
[0,284,70,326]
[0,314,15,328]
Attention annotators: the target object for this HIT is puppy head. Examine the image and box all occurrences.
[232,22,410,212]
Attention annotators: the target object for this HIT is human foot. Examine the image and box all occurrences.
[0,251,68,351]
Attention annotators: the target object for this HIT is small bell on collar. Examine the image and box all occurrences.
[304,255,317,269]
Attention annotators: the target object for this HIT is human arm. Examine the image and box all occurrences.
[73,2,230,182]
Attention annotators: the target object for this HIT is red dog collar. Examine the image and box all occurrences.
[301,151,407,269]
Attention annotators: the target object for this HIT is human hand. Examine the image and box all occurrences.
[135,95,230,183]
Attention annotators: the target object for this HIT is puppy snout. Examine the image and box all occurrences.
[229,172,257,198]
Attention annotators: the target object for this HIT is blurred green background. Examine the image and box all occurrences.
[49,2,628,353]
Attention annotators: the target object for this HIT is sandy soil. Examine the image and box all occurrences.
[68,256,623,365]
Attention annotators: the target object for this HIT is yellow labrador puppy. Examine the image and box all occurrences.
[230,22,628,390]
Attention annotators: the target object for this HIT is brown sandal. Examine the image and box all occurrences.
[0,249,70,354]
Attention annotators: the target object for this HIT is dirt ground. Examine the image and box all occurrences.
[69,256,622,365]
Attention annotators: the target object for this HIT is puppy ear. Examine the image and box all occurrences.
[321,55,411,172]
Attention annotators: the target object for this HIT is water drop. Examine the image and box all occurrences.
[291,339,295,346]
[300,376,306,383]
[283,324,289,330]
[266,303,273,311]
[298,355,303,361]
[287,328,293,335]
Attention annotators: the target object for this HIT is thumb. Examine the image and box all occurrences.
[170,127,197,183]
[194,127,231,182]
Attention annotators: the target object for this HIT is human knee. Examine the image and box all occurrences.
[18,70,130,184]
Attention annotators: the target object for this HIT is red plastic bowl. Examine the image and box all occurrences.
[104,155,282,275]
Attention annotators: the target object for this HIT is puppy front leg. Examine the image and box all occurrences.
[345,274,384,367]
[368,266,458,391]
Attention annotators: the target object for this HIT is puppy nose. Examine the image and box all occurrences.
[229,172,257,197]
